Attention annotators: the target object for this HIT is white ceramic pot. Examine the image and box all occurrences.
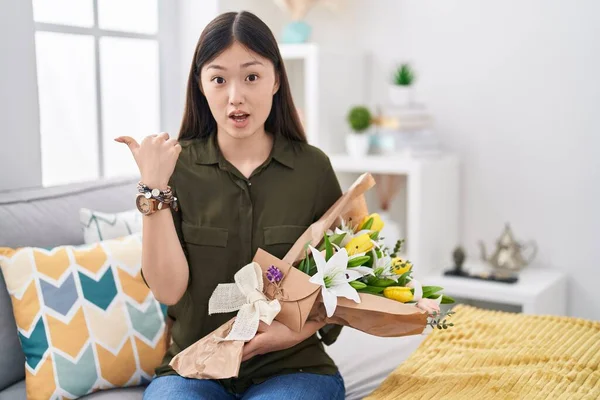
[345,133,370,157]
[388,84,413,107]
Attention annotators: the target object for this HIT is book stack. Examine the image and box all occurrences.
[371,104,442,156]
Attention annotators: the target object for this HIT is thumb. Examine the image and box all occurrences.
[114,136,140,153]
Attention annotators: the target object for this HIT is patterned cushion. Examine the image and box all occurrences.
[79,208,142,244]
[0,233,167,400]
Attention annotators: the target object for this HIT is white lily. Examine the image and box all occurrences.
[407,278,423,301]
[308,245,362,317]
[327,218,371,247]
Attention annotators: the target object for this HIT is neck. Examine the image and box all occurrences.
[217,126,273,167]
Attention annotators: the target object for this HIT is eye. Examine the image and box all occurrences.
[246,74,259,82]
[211,76,225,85]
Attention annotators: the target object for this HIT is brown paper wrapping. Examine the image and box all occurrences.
[281,173,376,265]
[168,318,244,379]
[317,295,427,337]
[169,173,427,379]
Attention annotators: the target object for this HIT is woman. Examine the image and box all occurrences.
[116,11,345,400]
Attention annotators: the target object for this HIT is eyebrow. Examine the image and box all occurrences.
[206,60,264,70]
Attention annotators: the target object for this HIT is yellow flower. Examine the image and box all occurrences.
[383,286,414,303]
[359,213,384,232]
[344,234,374,256]
[391,257,412,275]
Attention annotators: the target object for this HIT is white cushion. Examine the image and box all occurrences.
[80,208,142,244]
[326,328,426,400]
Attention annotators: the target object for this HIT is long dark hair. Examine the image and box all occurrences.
[178,11,306,143]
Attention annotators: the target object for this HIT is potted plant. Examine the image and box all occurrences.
[389,63,415,106]
[346,105,372,156]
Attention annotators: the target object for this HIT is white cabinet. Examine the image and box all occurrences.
[424,262,568,316]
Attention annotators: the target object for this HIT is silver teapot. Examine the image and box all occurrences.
[479,223,537,272]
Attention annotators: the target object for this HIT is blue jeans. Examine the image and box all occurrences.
[143,372,345,400]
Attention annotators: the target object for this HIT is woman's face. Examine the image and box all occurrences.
[200,41,280,140]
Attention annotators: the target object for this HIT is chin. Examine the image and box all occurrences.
[223,122,262,140]
[223,129,254,140]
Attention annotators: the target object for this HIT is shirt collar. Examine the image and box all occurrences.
[194,133,295,169]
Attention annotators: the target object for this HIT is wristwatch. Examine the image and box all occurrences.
[136,193,170,216]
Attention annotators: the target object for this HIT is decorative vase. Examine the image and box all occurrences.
[388,84,413,107]
[345,133,370,157]
[370,132,396,155]
[282,21,312,43]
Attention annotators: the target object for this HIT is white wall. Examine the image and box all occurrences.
[0,0,43,191]
[217,0,600,320]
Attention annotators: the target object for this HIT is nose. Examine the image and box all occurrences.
[228,82,244,106]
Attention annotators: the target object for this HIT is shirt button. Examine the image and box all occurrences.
[247,181,252,186]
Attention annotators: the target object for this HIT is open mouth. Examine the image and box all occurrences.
[229,112,250,123]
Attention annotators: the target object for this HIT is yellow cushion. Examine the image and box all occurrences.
[0,233,167,400]
[366,304,600,399]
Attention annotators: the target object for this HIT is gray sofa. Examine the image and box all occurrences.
[0,176,145,399]
[0,176,425,400]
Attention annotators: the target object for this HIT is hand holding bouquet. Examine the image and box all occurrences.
[169,173,454,379]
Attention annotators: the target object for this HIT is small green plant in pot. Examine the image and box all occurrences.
[346,106,372,157]
[389,63,416,106]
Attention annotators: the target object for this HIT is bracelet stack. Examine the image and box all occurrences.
[137,181,178,210]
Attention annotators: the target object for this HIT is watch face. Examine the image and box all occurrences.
[136,195,152,215]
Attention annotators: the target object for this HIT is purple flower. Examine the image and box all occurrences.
[266,265,283,283]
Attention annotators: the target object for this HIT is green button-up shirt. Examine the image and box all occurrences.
[154,133,343,394]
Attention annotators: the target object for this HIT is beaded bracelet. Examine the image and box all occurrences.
[137,181,174,204]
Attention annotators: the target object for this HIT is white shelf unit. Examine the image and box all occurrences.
[280,43,460,275]
[279,43,367,152]
[332,154,460,275]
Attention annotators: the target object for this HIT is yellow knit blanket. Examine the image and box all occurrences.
[366,305,600,400]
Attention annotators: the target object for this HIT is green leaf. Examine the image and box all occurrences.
[347,256,371,268]
[366,277,397,287]
[359,285,385,294]
[324,234,333,261]
[396,269,413,286]
[363,253,374,268]
[361,217,373,231]
[300,248,311,275]
[349,281,367,290]
[300,257,309,275]
[306,255,317,276]
[298,256,306,273]
[422,286,444,298]
[441,295,455,304]
[369,231,379,240]
[319,233,347,251]
[330,232,347,247]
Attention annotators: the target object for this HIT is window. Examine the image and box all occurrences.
[33,0,161,187]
